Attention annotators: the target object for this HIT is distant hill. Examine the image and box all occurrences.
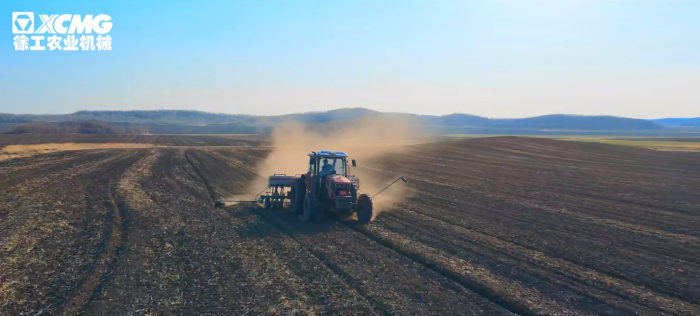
[489,114,661,130]
[1,110,254,125]
[1,108,688,135]
[653,117,700,127]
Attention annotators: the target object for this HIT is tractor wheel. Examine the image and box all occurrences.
[290,179,305,214]
[356,194,374,224]
[300,193,317,222]
[264,197,272,210]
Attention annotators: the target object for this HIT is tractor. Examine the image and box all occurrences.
[289,150,374,223]
[214,149,407,224]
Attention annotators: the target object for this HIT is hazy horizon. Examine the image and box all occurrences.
[2,1,698,119]
[3,106,699,120]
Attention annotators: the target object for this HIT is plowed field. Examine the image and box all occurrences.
[0,134,265,147]
[1,136,699,315]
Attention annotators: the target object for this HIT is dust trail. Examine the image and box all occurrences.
[240,116,433,220]
[355,171,411,220]
[0,143,159,161]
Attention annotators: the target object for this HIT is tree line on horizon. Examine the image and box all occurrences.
[2,108,695,130]
[11,120,151,135]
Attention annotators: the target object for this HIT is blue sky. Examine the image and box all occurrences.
[1,0,698,118]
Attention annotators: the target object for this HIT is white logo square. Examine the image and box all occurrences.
[13,12,34,34]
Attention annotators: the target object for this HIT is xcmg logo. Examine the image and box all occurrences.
[12,12,112,34]
[12,12,113,51]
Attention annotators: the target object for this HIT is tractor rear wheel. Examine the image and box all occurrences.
[290,179,305,214]
[356,194,373,224]
[300,193,317,222]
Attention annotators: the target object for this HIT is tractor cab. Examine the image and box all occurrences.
[307,150,352,176]
[306,150,357,193]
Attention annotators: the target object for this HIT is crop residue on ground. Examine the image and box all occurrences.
[0,143,158,160]
[2,135,700,315]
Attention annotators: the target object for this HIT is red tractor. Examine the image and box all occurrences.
[289,150,374,223]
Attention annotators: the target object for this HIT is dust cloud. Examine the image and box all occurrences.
[0,143,157,161]
[244,115,432,220]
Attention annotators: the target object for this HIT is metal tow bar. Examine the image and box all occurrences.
[373,176,408,198]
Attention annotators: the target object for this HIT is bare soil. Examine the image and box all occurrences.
[1,136,699,315]
[0,134,266,147]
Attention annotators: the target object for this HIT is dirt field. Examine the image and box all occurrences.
[1,136,700,315]
[563,138,700,152]
[0,134,266,147]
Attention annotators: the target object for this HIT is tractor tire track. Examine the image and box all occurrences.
[77,150,160,314]
[254,207,511,315]
[1,150,141,315]
[338,219,552,316]
[184,150,219,204]
[251,207,386,315]
[59,150,147,315]
[224,206,378,315]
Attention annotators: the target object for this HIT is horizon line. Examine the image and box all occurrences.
[2,107,698,120]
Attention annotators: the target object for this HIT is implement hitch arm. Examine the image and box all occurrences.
[373,176,408,198]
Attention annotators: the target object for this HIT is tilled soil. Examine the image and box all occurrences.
[0,134,266,147]
[1,136,699,315]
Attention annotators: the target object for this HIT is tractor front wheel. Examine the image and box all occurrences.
[300,193,317,222]
[356,194,374,224]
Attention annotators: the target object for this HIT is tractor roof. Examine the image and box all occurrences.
[308,150,348,158]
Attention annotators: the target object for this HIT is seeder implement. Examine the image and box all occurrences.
[214,174,297,208]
